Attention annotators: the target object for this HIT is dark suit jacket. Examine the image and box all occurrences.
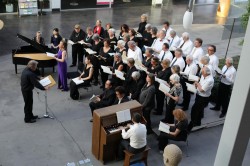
[113,96,130,105]
[139,84,155,109]
[155,67,172,89]
[124,66,137,88]
[99,88,116,107]
[130,77,146,101]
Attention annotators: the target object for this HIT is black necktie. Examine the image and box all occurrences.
[180,41,185,48]
[161,52,166,61]
[170,58,177,67]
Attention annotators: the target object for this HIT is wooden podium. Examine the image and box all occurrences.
[92,100,144,164]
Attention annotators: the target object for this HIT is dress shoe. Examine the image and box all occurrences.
[210,107,220,111]
[219,113,225,118]
[100,85,104,89]
[32,115,39,119]
[89,119,93,122]
[69,64,76,67]
[25,119,36,123]
[147,128,154,135]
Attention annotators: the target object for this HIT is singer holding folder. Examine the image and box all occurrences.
[21,60,49,123]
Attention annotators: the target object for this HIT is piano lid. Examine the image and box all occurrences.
[17,33,49,53]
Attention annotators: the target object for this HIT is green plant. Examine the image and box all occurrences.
[240,0,250,45]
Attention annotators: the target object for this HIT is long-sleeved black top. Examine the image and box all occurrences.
[21,67,45,91]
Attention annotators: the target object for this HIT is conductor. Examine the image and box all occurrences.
[21,60,49,123]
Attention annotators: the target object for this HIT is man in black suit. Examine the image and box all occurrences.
[89,79,116,122]
[21,60,49,123]
[124,58,137,89]
[113,86,129,105]
[129,71,145,101]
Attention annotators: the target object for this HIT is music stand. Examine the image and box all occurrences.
[39,75,56,119]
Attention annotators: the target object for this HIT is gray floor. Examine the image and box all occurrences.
[0,2,249,166]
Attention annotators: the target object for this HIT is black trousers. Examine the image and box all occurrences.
[142,107,153,130]
[215,82,232,115]
[100,68,109,87]
[164,99,176,124]
[72,44,84,65]
[190,94,209,126]
[181,77,192,110]
[89,101,105,116]
[158,132,185,150]
[70,80,90,100]
[118,139,146,159]
[22,90,33,121]
[156,90,165,114]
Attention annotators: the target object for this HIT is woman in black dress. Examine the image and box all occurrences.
[108,28,117,51]
[158,109,188,151]
[50,28,62,53]
[137,14,148,34]
[118,24,129,40]
[99,39,114,89]
[70,56,94,100]
[112,53,125,87]
[129,28,140,46]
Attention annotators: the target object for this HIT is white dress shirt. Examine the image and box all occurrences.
[184,62,198,77]
[178,39,193,57]
[170,57,186,71]
[151,38,169,56]
[127,46,143,62]
[206,54,219,71]
[168,35,180,51]
[190,47,204,64]
[158,50,173,62]
[197,75,214,97]
[220,65,236,85]
[122,123,147,149]
[163,27,173,39]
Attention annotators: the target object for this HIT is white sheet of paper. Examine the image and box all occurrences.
[158,121,170,134]
[186,83,197,93]
[89,94,98,102]
[116,109,131,123]
[115,70,125,80]
[85,48,97,55]
[39,77,51,87]
[68,40,75,45]
[188,74,199,82]
[159,83,170,93]
[108,53,116,56]
[180,71,188,76]
[101,65,113,75]
[155,77,168,85]
[215,67,222,75]
[72,77,84,85]
[46,52,56,57]
[136,33,142,38]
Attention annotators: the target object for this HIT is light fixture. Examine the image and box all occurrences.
[0,20,4,30]
[183,0,195,29]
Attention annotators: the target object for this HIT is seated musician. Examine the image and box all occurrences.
[129,71,145,101]
[89,79,116,122]
[117,113,147,160]
[33,31,45,45]
[113,86,129,105]
[158,109,188,151]
[69,56,94,100]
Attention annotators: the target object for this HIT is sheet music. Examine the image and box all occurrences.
[155,77,168,85]
[108,53,116,56]
[158,121,170,134]
[116,109,131,123]
[115,70,125,80]
[134,59,143,66]
[101,65,112,74]
[72,77,84,85]
[136,33,142,38]
[46,52,56,58]
[68,40,75,45]
[85,48,97,55]
[159,83,170,93]
[143,45,151,50]
[186,82,197,93]
[89,94,98,102]
[114,45,117,50]
[188,74,199,82]
[215,67,222,75]
[39,77,51,87]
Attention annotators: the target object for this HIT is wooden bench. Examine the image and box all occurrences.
[123,146,151,166]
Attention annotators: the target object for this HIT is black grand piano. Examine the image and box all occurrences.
[12,34,57,76]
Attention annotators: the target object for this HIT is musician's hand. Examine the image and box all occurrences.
[95,97,101,102]
[45,86,50,90]
[127,123,131,128]
[118,126,124,130]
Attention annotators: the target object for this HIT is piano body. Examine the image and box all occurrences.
[92,100,145,164]
[12,34,57,76]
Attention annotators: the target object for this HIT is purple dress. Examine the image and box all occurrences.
[57,50,68,91]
